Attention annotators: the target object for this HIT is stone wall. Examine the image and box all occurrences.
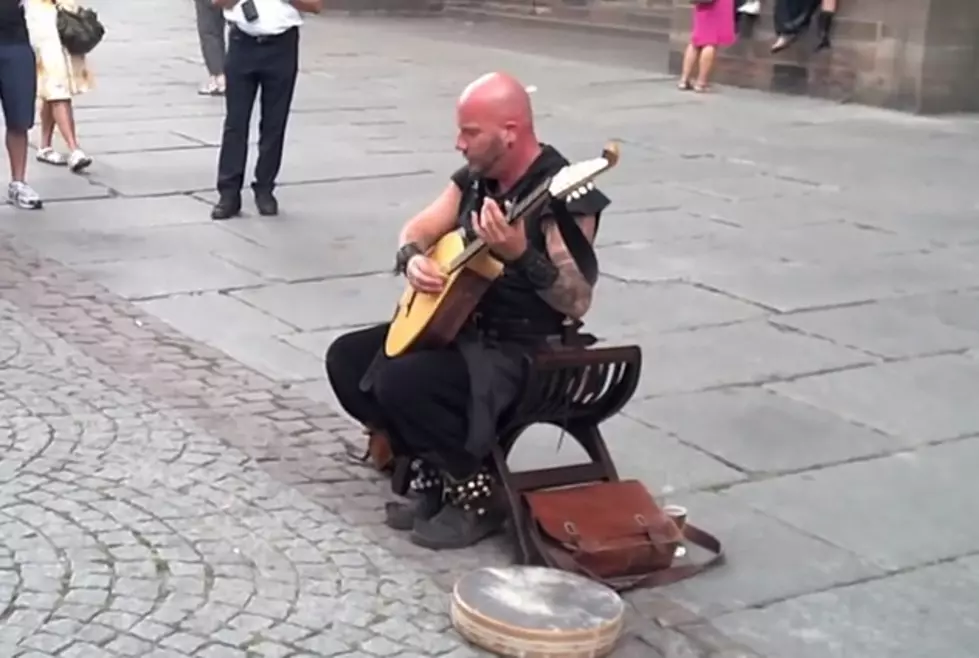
[667,0,979,114]
[322,0,444,12]
[441,0,674,41]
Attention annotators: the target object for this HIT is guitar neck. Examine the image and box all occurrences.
[444,178,553,275]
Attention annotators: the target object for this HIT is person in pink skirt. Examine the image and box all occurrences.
[678,0,736,92]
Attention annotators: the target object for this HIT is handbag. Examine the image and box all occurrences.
[523,479,723,591]
[56,4,106,56]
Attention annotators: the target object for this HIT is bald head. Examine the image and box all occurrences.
[454,72,539,178]
[457,72,534,128]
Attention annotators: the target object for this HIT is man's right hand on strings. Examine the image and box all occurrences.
[406,255,446,294]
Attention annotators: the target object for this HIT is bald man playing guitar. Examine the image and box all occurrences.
[325,72,610,551]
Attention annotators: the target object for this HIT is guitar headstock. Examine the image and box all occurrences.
[548,141,621,203]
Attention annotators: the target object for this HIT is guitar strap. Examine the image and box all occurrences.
[474,173,600,287]
[547,198,599,286]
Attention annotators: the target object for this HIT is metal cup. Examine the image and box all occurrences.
[664,505,688,558]
[663,504,688,530]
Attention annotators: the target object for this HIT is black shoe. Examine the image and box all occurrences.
[254,189,278,216]
[385,490,444,531]
[385,461,444,530]
[409,469,504,550]
[211,195,241,220]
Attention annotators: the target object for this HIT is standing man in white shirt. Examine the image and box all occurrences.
[210,0,322,220]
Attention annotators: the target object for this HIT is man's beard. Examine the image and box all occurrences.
[467,139,507,175]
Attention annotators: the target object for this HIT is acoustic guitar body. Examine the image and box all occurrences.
[384,231,504,358]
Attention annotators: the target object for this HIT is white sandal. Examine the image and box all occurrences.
[36,147,67,166]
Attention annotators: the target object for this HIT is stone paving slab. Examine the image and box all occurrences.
[711,555,979,658]
[2,1,979,656]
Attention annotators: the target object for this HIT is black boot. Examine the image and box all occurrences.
[409,468,504,550]
[384,460,443,531]
[815,10,834,51]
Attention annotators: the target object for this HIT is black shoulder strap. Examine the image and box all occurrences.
[548,198,599,286]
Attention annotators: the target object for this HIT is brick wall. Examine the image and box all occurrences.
[667,0,979,114]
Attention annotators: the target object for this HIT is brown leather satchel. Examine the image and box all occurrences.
[523,479,723,591]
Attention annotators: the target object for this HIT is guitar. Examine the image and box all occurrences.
[383,141,621,358]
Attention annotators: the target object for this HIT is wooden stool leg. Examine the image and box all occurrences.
[569,423,620,482]
[492,443,534,564]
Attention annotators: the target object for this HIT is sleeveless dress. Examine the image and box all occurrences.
[25,0,93,101]
[691,0,736,48]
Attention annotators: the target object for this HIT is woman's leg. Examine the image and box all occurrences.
[39,102,54,149]
[694,46,717,91]
[679,43,699,89]
[47,100,78,151]
[35,101,67,166]
[815,0,837,51]
[47,99,91,172]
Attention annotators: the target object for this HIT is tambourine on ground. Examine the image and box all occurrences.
[450,565,626,657]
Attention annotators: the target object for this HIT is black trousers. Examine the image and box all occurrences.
[325,323,481,479]
[216,26,299,196]
[774,0,819,35]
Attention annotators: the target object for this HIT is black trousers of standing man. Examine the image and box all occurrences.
[212,25,299,220]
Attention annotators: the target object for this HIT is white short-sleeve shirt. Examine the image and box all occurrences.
[224,0,302,37]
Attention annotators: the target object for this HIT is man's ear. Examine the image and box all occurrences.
[504,121,518,147]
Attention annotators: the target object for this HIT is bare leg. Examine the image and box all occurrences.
[6,130,28,182]
[39,102,55,150]
[48,100,80,152]
[694,46,716,91]
[679,43,699,89]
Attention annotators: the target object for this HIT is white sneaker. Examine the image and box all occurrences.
[68,149,93,173]
[7,181,43,209]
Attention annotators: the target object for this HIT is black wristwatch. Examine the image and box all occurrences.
[394,242,423,275]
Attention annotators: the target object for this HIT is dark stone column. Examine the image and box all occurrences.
[667,0,979,114]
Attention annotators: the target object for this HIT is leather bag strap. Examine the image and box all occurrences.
[527,515,725,592]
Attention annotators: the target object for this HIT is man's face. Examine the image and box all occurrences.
[455,106,508,176]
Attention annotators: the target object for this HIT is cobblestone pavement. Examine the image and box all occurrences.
[3,1,979,657]
[0,301,481,657]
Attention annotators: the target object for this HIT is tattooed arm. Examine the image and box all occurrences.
[509,214,597,320]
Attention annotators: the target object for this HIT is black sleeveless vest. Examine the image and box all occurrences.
[450,144,609,338]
